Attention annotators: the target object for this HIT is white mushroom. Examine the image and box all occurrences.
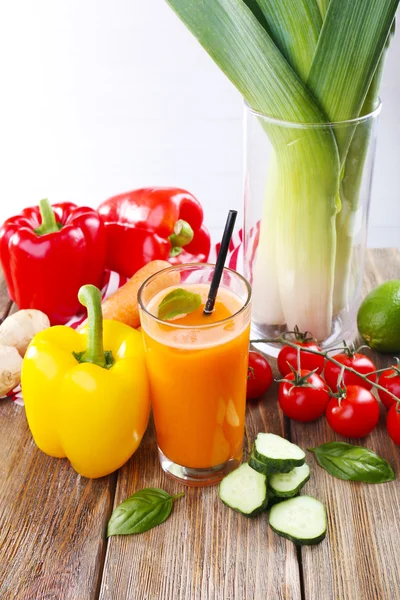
[0,309,50,356]
[0,345,23,397]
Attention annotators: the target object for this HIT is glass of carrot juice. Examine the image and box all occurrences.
[138,263,252,486]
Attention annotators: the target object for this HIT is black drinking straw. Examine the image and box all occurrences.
[204,209,238,315]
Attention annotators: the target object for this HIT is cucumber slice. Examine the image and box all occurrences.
[269,463,310,498]
[253,433,305,473]
[268,488,300,507]
[267,488,284,507]
[248,450,269,475]
[269,495,327,545]
[219,463,268,517]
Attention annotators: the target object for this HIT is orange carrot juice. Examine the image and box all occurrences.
[139,266,251,485]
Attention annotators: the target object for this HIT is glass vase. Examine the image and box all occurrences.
[243,102,381,352]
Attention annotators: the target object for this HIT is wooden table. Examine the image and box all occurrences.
[0,248,399,600]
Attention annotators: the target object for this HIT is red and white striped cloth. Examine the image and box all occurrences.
[5,226,255,406]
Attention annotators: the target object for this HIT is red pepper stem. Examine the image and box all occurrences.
[75,285,113,369]
[35,199,61,235]
[169,220,194,252]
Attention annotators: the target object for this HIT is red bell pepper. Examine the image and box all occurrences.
[97,187,211,278]
[0,199,106,325]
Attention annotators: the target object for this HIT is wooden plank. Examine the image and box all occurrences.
[99,409,302,599]
[0,272,117,600]
[290,248,400,600]
[365,247,400,285]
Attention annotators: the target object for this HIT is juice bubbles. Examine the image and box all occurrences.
[138,265,251,486]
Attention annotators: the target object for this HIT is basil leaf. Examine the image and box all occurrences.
[308,442,395,484]
[107,488,184,537]
[158,288,201,320]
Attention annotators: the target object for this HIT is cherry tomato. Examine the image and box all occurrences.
[387,404,400,446]
[326,385,380,438]
[277,343,324,377]
[247,351,273,400]
[377,366,400,410]
[278,370,330,422]
[324,352,376,393]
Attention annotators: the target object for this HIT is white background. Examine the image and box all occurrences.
[0,0,399,246]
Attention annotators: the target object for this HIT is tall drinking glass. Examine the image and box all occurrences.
[138,264,252,486]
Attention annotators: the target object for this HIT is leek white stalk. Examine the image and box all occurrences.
[272,129,339,340]
[251,152,285,326]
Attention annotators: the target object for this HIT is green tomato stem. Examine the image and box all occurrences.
[251,337,400,405]
[34,199,61,235]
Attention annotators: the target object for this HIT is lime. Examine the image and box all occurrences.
[357,280,400,353]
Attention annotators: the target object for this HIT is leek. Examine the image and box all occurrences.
[333,59,385,314]
[316,0,330,20]
[255,0,397,318]
[255,0,321,82]
[307,0,397,157]
[166,0,340,339]
[165,0,399,341]
[164,0,330,122]
[250,0,322,328]
[333,23,395,313]
[250,152,285,326]
[242,0,269,31]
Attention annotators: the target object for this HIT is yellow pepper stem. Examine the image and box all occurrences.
[74,285,114,369]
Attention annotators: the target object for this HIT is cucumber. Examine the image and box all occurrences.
[269,495,327,545]
[268,487,301,506]
[248,450,269,475]
[267,488,285,507]
[269,463,310,498]
[253,433,305,473]
[219,463,268,517]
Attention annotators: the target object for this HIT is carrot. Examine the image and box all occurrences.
[101,260,179,328]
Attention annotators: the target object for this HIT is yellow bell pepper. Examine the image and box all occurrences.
[21,285,150,478]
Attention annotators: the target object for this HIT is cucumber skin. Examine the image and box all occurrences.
[268,488,299,506]
[269,472,310,498]
[248,452,270,476]
[267,489,284,507]
[269,523,327,546]
[252,443,305,474]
